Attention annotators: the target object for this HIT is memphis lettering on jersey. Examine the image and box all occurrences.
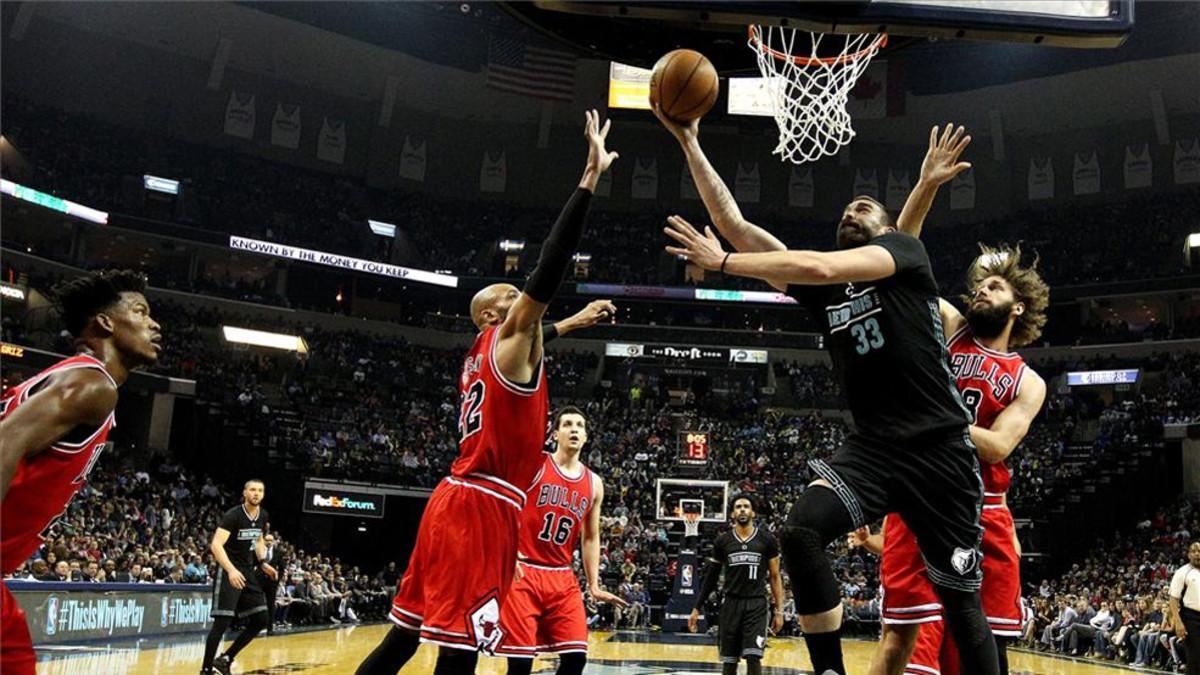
[728,551,762,568]
[951,352,1016,399]
[535,484,590,521]
[826,288,881,331]
[51,597,146,636]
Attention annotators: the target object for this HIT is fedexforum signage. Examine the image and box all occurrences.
[302,486,385,518]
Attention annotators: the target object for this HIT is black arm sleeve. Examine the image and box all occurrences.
[693,559,723,610]
[523,188,593,303]
[542,322,560,344]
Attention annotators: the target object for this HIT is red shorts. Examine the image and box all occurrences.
[390,475,524,653]
[495,561,588,658]
[880,515,941,626]
[1,580,35,675]
[979,504,1022,637]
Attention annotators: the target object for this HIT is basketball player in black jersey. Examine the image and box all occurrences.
[201,479,277,675]
[658,109,998,675]
[688,496,784,675]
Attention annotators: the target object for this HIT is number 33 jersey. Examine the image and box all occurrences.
[518,455,594,568]
[452,324,550,504]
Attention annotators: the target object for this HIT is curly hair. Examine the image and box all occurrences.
[53,269,147,337]
[963,244,1049,348]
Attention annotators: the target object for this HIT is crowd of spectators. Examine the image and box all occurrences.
[1025,497,1197,671]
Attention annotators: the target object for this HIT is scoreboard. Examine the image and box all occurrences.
[679,431,710,467]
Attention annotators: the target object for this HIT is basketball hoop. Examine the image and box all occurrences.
[748,25,887,165]
[683,512,702,538]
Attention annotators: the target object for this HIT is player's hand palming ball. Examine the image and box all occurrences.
[649,49,719,122]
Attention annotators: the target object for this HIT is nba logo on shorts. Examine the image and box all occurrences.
[45,596,58,636]
[951,547,978,575]
[162,597,170,627]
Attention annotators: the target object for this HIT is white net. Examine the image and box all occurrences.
[749,26,886,165]
[683,513,701,538]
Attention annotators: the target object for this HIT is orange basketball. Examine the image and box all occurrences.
[649,49,719,122]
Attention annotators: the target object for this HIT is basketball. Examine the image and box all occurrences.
[649,49,719,122]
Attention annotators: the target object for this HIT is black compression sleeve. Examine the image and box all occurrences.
[542,322,560,344]
[693,559,723,610]
[523,188,593,303]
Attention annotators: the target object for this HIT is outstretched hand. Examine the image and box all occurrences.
[663,215,726,271]
[846,526,871,549]
[584,109,619,174]
[653,103,699,147]
[920,124,972,186]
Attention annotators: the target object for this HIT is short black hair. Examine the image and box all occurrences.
[731,494,756,511]
[53,269,147,337]
[244,478,265,489]
[849,195,894,227]
[554,405,586,429]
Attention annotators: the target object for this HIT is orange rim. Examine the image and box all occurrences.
[748,25,887,66]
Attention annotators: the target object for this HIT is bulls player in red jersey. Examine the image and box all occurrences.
[0,270,161,674]
[496,405,626,674]
[355,110,618,675]
[853,126,1051,675]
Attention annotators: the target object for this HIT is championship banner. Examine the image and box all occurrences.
[788,166,814,208]
[229,236,458,288]
[950,167,976,210]
[631,157,659,200]
[9,582,213,644]
[317,118,347,165]
[1027,157,1055,200]
[223,91,256,140]
[885,169,911,211]
[734,162,761,203]
[270,103,301,150]
[1072,150,1100,195]
[1123,143,1152,189]
[1175,138,1200,185]
[399,135,427,182]
[480,151,507,193]
[853,168,879,200]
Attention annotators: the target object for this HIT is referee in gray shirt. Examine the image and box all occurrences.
[1170,541,1200,674]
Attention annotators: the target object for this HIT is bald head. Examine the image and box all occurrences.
[470,284,520,330]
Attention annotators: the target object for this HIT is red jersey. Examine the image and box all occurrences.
[1,355,116,574]
[452,325,549,508]
[947,326,1029,495]
[518,454,594,568]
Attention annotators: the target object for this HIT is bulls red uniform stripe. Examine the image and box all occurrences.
[881,326,1029,673]
[391,325,549,653]
[1,354,116,669]
[497,454,594,657]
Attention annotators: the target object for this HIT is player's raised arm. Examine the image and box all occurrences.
[543,299,617,344]
[494,110,618,381]
[896,124,972,239]
[583,475,627,607]
[0,369,116,502]
[654,105,789,291]
[664,215,897,286]
[970,370,1047,464]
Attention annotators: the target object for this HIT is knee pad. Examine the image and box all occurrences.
[557,652,586,675]
[784,483,854,544]
[780,524,840,615]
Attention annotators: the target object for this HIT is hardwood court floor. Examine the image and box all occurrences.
[34,624,1162,674]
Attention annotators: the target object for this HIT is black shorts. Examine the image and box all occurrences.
[212,566,269,619]
[808,428,984,592]
[719,596,769,663]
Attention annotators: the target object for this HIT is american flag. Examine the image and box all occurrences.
[487,37,577,102]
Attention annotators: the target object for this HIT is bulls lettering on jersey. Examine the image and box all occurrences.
[0,355,116,574]
[519,455,594,567]
[947,326,1028,494]
[452,324,550,503]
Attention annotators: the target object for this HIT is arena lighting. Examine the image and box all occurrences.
[222,326,309,354]
[142,174,180,195]
[573,252,592,262]
[1189,233,1200,249]
[0,179,108,224]
[367,220,396,238]
[0,283,26,302]
[499,239,526,252]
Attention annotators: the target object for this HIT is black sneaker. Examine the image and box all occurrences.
[213,654,233,675]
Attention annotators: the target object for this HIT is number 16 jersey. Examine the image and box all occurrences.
[518,455,594,568]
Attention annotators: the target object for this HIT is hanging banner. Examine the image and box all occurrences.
[223,92,256,140]
[480,151,507,193]
[1123,143,1152,189]
[316,118,346,165]
[399,136,426,182]
[950,167,976,211]
[1175,138,1200,185]
[852,168,879,200]
[631,157,658,200]
[734,162,761,203]
[1072,150,1100,195]
[885,169,912,211]
[788,166,814,208]
[270,103,301,150]
[1027,157,1054,201]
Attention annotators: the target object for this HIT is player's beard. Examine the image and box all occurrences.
[966,299,1014,339]
[736,514,752,525]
